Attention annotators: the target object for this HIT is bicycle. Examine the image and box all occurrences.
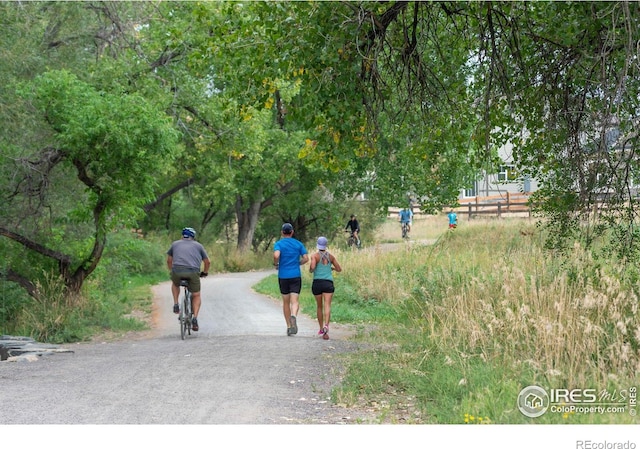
[178,279,193,340]
[346,230,361,248]
[401,222,410,239]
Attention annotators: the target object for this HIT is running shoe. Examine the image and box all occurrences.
[173,303,180,314]
[318,329,325,336]
[191,317,199,331]
[290,316,298,334]
[322,325,329,340]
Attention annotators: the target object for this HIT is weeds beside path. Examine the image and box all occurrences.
[316,216,640,425]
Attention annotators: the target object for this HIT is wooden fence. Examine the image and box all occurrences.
[455,192,532,218]
[387,192,533,219]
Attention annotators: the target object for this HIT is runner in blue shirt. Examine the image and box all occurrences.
[273,223,309,336]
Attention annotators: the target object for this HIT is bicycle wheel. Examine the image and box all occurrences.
[185,292,192,336]
[180,288,191,340]
[179,303,186,340]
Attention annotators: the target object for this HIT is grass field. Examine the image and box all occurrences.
[254,214,640,424]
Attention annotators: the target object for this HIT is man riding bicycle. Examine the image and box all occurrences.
[398,207,413,235]
[344,214,361,247]
[167,227,210,331]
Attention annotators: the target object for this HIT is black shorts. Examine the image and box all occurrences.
[312,279,335,296]
[278,277,302,295]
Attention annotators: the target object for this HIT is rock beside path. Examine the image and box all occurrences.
[0,335,74,362]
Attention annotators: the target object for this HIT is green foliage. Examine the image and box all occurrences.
[2,5,640,424]
[1,230,166,342]
[96,231,167,289]
[22,70,181,217]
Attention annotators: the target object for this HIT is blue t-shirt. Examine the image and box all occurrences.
[399,209,412,223]
[448,212,457,225]
[274,237,307,279]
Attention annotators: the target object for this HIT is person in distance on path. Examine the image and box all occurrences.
[344,214,361,247]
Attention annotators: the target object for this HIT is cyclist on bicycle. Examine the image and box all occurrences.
[398,207,413,234]
[167,227,210,331]
[344,214,361,247]
[447,208,458,229]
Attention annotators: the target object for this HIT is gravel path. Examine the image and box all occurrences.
[0,270,378,429]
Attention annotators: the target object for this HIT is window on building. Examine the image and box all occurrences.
[464,187,476,197]
[498,165,518,182]
[463,181,477,198]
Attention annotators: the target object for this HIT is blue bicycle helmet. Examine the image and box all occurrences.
[182,227,196,239]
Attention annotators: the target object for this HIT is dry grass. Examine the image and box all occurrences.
[332,214,640,423]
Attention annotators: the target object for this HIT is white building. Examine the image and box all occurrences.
[462,143,539,199]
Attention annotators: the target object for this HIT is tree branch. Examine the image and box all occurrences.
[0,227,71,265]
[143,178,194,213]
[1,268,39,299]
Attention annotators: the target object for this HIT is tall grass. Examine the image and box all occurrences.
[323,215,639,423]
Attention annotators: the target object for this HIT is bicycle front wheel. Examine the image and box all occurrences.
[179,290,190,340]
[184,291,192,337]
[180,310,186,340]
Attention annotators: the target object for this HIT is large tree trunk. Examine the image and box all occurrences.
[235,194,262,253]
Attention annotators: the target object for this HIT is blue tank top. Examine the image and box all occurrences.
[313,251,333,281]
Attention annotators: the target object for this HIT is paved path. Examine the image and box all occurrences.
[0,270,377,434]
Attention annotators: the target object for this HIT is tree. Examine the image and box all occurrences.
[1,70,180,298]
[127,2,351,250]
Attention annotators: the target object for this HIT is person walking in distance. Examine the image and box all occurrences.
[273,223,309,336]
[166,227,210,331]
[309,236,342,340]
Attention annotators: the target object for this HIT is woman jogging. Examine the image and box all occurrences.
[309,236,342,340]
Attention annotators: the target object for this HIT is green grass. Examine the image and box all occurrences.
[256,215,640,424]
[252,272,399,327]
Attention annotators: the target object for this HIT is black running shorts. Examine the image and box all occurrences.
[312,279,335,296]
[278,277,302,295]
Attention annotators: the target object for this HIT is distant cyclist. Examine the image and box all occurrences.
[398,207,413,233]
[166,227,210,331]
[447,208,458,229]
[344,214,361,247]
